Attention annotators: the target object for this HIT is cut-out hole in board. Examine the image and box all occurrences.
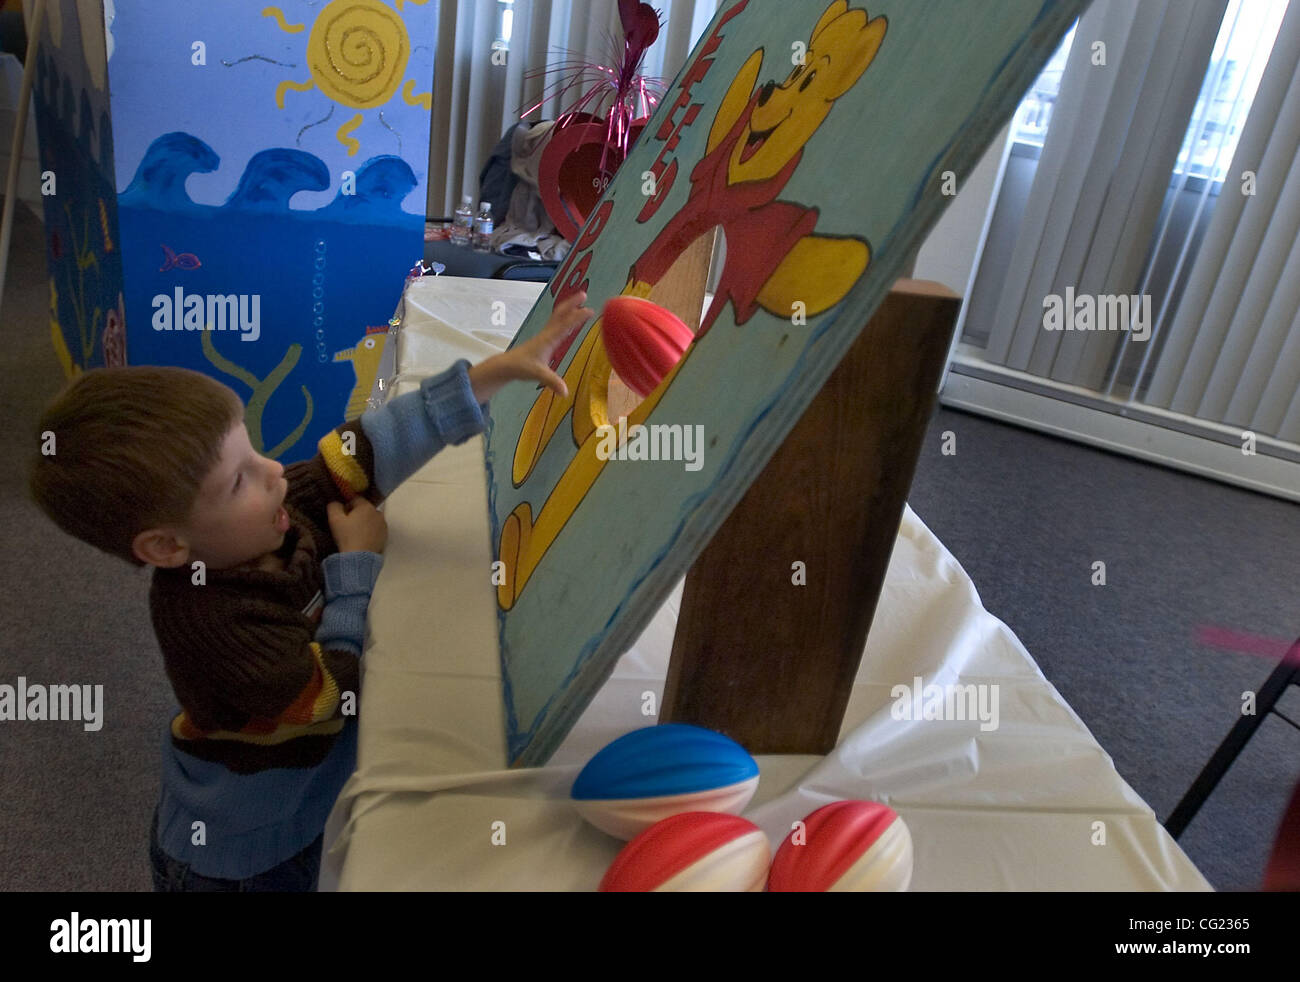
[589,230,720,430]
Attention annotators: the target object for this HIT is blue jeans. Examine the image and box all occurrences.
[149,805,323,892]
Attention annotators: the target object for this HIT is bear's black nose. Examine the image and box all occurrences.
[757,80,775,106]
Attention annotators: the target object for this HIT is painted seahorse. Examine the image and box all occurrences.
[333,325,388,420]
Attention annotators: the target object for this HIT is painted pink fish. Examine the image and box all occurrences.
[159,243,201,271]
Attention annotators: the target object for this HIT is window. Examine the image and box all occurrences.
[1172,0,1288,185]
[1010,22,1076,150]
[497,0,514,50]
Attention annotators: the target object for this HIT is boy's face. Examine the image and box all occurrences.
[135,422,289,571]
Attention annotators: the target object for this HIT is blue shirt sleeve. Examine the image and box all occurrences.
[359,358,490,499]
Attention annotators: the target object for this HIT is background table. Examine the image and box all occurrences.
[320,276,1210,891]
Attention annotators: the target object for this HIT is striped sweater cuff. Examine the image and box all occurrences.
[318,425,371,501]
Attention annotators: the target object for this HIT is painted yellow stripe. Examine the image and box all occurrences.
[262,6,305,33]
[275,78,315,109]
[337,113,363,156]
[318,430,369,494]
[401,79,433,111]
[307,643,341,723]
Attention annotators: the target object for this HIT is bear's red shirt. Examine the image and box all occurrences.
[630,90,822,338]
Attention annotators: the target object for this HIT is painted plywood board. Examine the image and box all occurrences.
[487,0,1089,765]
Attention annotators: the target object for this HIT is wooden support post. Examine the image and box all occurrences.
[662,279,961,754]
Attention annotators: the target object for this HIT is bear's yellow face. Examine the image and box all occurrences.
[727,2,886,184]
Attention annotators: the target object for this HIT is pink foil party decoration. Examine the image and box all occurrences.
[523,1,667,204]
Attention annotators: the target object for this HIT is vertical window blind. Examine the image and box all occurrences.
[947,0,1300,500]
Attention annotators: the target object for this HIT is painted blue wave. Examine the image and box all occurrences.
[118,132,420,219]
[118,132,220,211]
[317,156,418,221]
[224,148,330,212]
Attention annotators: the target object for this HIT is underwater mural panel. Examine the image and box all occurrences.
[100,0,436,461]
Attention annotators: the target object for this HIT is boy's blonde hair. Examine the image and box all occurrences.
[28,366,245,567]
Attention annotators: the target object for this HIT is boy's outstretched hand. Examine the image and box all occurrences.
[467,291,596,404]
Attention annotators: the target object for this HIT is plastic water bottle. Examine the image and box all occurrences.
[451,194,474,247]
[472,202,494,252]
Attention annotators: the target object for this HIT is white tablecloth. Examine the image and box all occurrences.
[320,276,1210,891]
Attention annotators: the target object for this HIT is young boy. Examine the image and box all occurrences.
[28,291,594,891]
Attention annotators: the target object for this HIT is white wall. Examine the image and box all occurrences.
[912,120,1011,297]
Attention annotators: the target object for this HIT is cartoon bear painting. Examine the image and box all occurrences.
[500,2,887,613]
[485,0,1088,765]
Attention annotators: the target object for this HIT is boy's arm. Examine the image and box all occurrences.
[311,292,595,507]
[313,357,485,509]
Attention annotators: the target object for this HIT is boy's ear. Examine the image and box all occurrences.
[132,527,190,568]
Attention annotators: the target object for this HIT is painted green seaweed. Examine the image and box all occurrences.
[200,329,313,458]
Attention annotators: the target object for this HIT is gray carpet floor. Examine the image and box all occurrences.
[2,198,1297,891]
[908,408,1300,892]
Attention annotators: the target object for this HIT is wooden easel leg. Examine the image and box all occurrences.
[662,280,961,754]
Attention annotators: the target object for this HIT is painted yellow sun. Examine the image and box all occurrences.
[264,0,432,155]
